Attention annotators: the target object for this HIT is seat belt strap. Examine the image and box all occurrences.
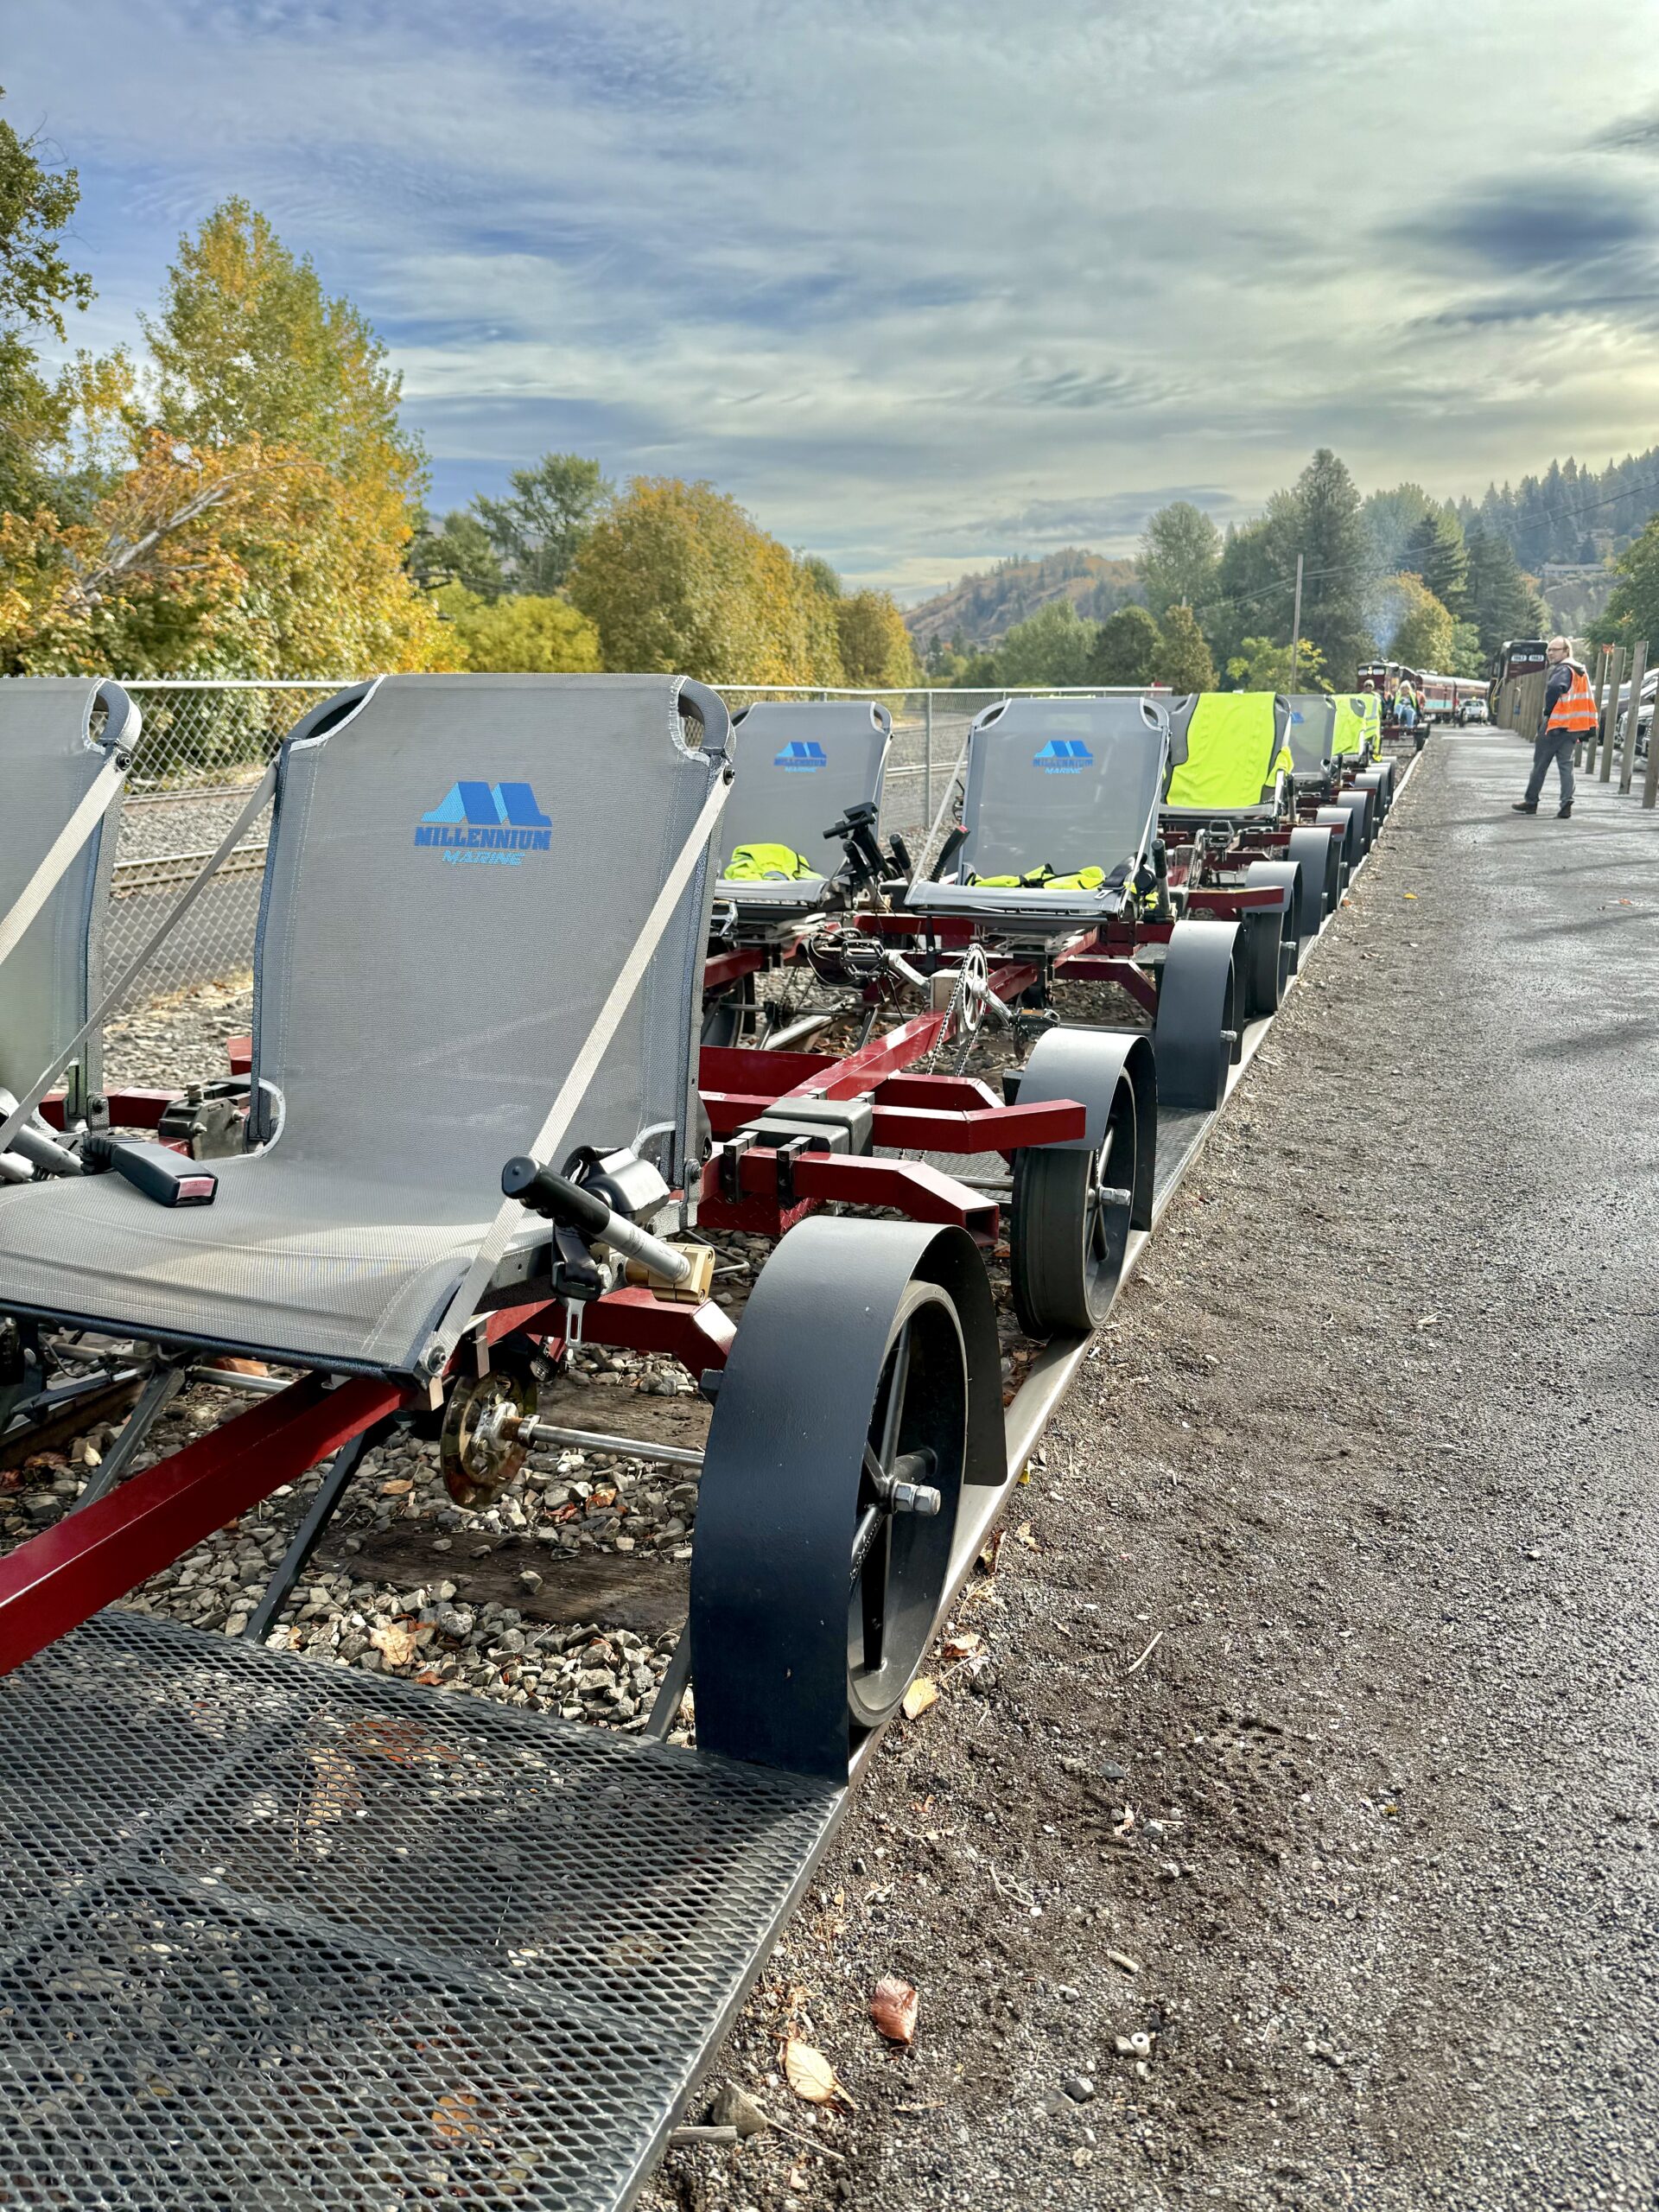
[0,755,128,979]
[0,763,278,1157]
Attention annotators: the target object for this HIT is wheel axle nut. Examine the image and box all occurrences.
[891,1481,942,1516]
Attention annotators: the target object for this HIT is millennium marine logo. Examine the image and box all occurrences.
[415,781,552,866]
[1033,738,1092,775]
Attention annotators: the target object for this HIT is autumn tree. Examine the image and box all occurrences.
[836,588,917,687]
[0,89,92,518]
[1225,635,1328,692]
[569,478,843,683]
[1088,603,1159,684]
[435,586,601,671]
[1151,603,1217,693]
[1383,573,1455,670]
[1140,501,1221,623]
[474,452,613,594]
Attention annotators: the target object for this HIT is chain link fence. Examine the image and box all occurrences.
[99,679,1124,1008]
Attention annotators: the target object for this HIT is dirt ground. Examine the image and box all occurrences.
[649,735,1659,2212]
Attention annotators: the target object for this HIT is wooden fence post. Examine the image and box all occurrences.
[1598,647,1626,784]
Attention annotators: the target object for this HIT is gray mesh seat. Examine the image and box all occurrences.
[715,702,890,912]
[0,675,728,1375]
[0,678,133,1114]
[1283,693,1338,781]
[904,695,1170,933]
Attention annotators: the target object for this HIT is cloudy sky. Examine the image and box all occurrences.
[9,0,1659,597]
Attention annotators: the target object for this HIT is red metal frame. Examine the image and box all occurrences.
[0,1372,406,1679]
[699,1147,999,1243]
[578,1285,735,1370]
[701,1084,1081,1154]
[41,1088,174,1132]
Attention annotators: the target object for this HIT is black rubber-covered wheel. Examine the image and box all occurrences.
[1316,803,1363,878]
[1353,766,1391,821]
[1333,785,1377,855]
[690,1217,1001,1777]
[1287,824,1342,920]
[1153,918,1239,1110]
[1008,1027,1154,1338]
[1238,898,1293,1019]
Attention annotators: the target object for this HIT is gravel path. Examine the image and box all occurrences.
[650,734,1659,2209]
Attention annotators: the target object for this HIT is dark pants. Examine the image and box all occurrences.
[1524,730,1575,808]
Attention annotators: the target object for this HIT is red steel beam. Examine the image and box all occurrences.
[0,1372,404,1680]
[702,946,767,992]
[40,1088,174,1132]
[779,1011,945,1100]
[699,1146,998,1241]
[701,1089,1084,1153]
[1052,953,1160,1015]
[699,1043,838,1098]
[579,1285,735,1370]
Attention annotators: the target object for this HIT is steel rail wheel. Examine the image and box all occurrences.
[690,1218,1001,1777]
[1008,1027,1153,1338]
[1288,823,1343,920]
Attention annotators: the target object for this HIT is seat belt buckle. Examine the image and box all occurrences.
[82,1134,219,1207]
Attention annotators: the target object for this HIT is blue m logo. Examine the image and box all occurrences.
[774,741,828,772]
[414,779,552,864]
[421,781,551,827]
[1033,738,1092,774]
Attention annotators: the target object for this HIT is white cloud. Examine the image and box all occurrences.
[10,0,1659,591]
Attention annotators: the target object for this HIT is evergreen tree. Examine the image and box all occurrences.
[1292,448,1374,685]
[474,452,613,595]
[1139,501,1221,621]
[1465,522,1546,664]
[1400,507,1468,617]
[1151,603,1217,693]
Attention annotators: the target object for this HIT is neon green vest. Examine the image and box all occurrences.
[724,842,816,882]
[1331,696,1369,760]
[1166,695,1289,810]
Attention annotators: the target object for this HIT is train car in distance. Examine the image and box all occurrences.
[1357,660,1491,723]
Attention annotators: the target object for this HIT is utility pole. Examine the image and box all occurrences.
[1287,553,1304,690]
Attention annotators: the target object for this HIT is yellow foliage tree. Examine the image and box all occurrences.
[435,585,601,672]
[569,478,842,683]
[836,588,918,687]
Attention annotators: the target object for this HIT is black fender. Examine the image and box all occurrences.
[1153,918,1239,1110]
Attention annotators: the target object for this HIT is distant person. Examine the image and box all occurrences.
[1395,686,1418,732]
[1512,635,1596,818]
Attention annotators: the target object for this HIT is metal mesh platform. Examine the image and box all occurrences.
[0,1613,841,2210]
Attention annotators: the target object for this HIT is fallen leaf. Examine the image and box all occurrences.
[553,1501,580,1523]
[588,1484,618,1511]
[1415,1313,1439,1331]
[901,1676,938,1720]
[369,1620,420,1669]
[210,1357,268,1376]
[303,1747,361,1827]
[1402,892,1418,900]
[942,1630,982,1663]
[379,1477,414,1496]
[1014,1521,1039,1551]
[432,2089,491,2146]
[783,2037,851,2108]
[22,1451,69,1474]
[870,1976,919,2044]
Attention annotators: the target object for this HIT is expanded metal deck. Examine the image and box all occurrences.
[0,1613,840,2210]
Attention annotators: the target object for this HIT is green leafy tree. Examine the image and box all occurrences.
[994,599,1096,687]
[0,89,93,514]
[1401,507,1468,614]
[1140,500,1221,622]
[474,451,613,595]
[1207,495,1301,665]
[1087,602,1160,684]
[1382,573,1455,669]
[1291,448,1374,686]
[1592,512,1659,652]
[1446,619,1485,676]
[435,585,601,671]
[1152,603,1217,693]
[1225,635,1327,691]
[412,509,506,598]
[836,588,917,687]
[1361,482,1436,574]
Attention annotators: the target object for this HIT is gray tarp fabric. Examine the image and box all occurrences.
[905,694,1169,930]
[0,678,125,1107]
[715,701,891,909]
[1283,692,1338,778]
[0,673,728,1375]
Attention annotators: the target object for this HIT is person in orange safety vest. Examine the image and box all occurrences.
[1513,636,1596,817]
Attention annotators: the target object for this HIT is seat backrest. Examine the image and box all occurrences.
[1164,692,1290,810]
[1329,694,1371,760]
[957,695,1169,884]
[719,702,891,880]
[0,678,133,1109]
[1284,692,1338,774]
[250,674,728,1203]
